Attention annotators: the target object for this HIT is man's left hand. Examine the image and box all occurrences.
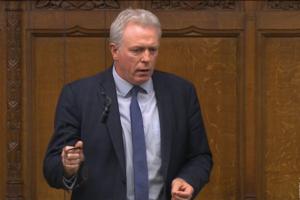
[171,178,194,200]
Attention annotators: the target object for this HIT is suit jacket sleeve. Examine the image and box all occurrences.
[176,84,213,196]
[43,84,83,189]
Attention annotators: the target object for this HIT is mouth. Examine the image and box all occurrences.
[136,69,151,74]
[133,69,153,84]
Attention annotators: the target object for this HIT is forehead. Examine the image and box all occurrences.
[122,22,160,44]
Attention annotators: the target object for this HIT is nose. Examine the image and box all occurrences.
[141,49,151,63]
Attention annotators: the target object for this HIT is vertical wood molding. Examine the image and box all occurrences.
[0,2,6,200]
[243,1,257,200]
[257,32,300,200]
[2,1,299,200]
[6,2,23,200]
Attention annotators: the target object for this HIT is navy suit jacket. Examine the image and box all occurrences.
[43,67,213,200]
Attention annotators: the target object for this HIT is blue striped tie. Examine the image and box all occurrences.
[130,86,149,200]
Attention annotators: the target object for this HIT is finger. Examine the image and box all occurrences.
[64,157,81,164]
[64,145,76,152]
[172,196,187,200]
[62,156,81,163]
[66,147,81,154]
[63,141,83,154]
[64,163,80,168]
[75,140,83,149]
[171,181,182,196]
[184,186,193,195]
[172,194,190,200]
[173,190,191,198]
[171,178,193,200]
[175,185,193,199]
[63,141,83,156]
[172,186,189,200]
[75,141,85,161]
[62,146,75,157]
[64,163,79,168]
[65,151,81,159]
[61,142,84,174]
[61,145,75,159]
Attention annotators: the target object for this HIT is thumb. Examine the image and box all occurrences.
[75,140,83,149]
[75,140,84,162]
[171,180,181,194]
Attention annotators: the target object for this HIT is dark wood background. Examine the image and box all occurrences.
[1,1,300,200]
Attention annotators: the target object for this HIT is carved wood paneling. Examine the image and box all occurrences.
[265,0,300,10]
[6,4,23,200]
[157,35,240,200]
[243,2,257,199]
[34,0,120,10]
[31,25,109,38]
[162,26,238,37]
[25,28,109,199]
[152,0,238,10]
[0,4,6,200]
[1,1,300,200]
[261,36,300,200]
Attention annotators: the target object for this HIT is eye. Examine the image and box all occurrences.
[148,47,158,54]
[131,48,144,54]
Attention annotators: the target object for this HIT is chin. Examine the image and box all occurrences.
[134,77,150,85]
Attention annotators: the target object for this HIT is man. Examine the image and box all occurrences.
[44,8,212,200]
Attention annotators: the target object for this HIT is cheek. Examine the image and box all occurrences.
[127,57,141,69]
[121,53,137,63]
[118,53,141,73]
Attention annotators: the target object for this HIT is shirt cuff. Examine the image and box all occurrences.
[63,175,77,190]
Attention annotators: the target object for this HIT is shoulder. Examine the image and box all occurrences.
[64,68,111,92]
[67,73,99,89]
[153,70,195,90]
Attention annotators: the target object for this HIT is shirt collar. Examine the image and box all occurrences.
[112,66,154,97]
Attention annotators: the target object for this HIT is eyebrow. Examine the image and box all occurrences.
[130,45,159,48]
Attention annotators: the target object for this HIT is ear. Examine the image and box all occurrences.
[110,43,119,61]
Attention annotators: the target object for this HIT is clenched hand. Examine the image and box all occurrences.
[61,140,84,177]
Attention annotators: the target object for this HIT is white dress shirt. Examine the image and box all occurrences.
[113,67,164,200]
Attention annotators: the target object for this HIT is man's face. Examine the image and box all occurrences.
[110,22,160,85]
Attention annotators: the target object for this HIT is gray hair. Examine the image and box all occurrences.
[110,8,161,46]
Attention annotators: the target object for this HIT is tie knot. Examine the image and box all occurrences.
[131,86,145,97]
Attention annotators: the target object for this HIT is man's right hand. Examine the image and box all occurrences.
[61,140,84,177]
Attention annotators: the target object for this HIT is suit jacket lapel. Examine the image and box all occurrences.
[95,69,173,182]
[153,72,174,181]
[97,68,126,180]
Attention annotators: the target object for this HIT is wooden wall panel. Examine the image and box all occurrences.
[64,37,108,81]
[3,1,246,200]
[0,3,6,200]
[1,1,300,200]
[21,1,113,199]
[5,2,23,199]
[28,37,66,200]
[256,2,300,200]
[157,37,240,200]
[261,37,300,200]
[24,35,110,199]
[243,2,256,199]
